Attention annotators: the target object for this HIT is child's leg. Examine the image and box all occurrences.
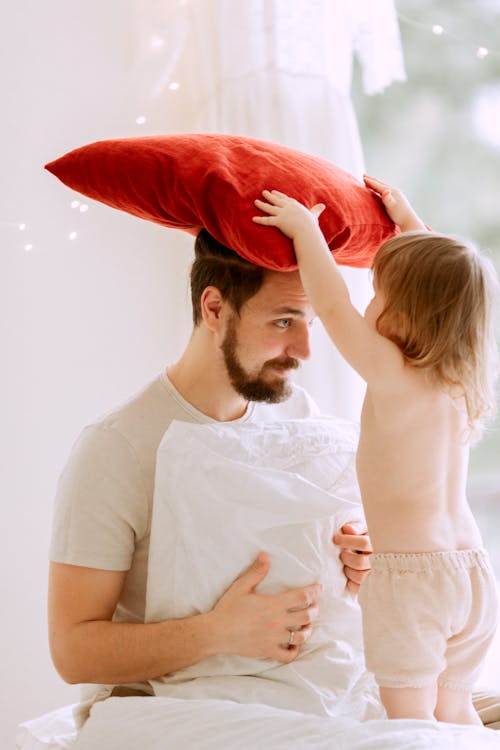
[434,686,482,725]
[379,684,437,721]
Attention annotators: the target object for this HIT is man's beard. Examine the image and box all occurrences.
[220,316,299,404]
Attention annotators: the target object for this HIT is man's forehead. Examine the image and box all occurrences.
[261,270,308,299]
[243,270,311,315]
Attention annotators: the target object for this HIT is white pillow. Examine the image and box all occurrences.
[146,417,381,720]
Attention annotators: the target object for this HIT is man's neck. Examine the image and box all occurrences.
[168,332,249,422]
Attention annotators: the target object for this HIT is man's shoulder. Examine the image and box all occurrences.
[96,374,168,430]
[73,373,176,461]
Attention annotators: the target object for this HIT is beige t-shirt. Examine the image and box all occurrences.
[50,371,319,627]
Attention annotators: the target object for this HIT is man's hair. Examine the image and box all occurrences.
[372,230,499,432]
[190,229,266,325]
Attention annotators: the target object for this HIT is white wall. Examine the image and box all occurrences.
[2,3,193,746]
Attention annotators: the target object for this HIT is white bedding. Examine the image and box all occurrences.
[18,418,500,749]
[17,697,500,750]
[146,417,380,720]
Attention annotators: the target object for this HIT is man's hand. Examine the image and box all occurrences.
[207,552,322,663]
[333,523,372,594]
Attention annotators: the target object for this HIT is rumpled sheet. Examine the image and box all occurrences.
[72,695,499,749]
[17,696,500,750]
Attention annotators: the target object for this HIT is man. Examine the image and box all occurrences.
[48,229,372,711]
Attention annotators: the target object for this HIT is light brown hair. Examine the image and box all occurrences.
[190,229,265,325]
[372,231,499,431]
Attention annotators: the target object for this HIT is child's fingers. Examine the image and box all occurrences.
[254,198,279,215]
[363,174,390,193]
[252,214,277,225]
[261,189,284,204]
[310,203,326,217]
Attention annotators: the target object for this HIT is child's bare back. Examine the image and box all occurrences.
[357,364,482,553]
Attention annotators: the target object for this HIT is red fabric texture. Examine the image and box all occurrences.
[45,133,396,271]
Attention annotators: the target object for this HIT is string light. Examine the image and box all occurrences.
[18,223,27,231]
[136,115,147,125]
[150,35,164,50]
[69,231,78,240]
[71,199,80,208]
[24,243,33,252]
[168,81,180,91]
[398,13,500,60]
[79,204,89,212]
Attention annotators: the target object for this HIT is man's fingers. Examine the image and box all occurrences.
[280,624,313,650]
[333,533,372,554]
[340,522,366,536]
[233,551,270,592]
[340,549,371,571]
[282,583,323,612]
[345,579,360,595]
[287,603,319,629]
[343,567,368,586]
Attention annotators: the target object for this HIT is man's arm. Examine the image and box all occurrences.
[48,553,322,685]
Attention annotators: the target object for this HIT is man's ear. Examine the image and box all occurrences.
[200,286,225,332]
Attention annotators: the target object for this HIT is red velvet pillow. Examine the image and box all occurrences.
[45,133,396,271]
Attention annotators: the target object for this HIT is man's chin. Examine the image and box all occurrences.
[234,377,292,404]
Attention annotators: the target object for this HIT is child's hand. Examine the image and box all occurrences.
[253,190,325,240]
[363,175,426,233]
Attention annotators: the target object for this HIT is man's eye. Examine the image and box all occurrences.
[275,319,291,328]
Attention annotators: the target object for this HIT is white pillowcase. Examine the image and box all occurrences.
[146,417,381,720]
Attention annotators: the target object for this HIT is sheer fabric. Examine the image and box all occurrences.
[134,0,406,418]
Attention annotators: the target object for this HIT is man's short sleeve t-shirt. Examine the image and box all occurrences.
[50,371,319,623]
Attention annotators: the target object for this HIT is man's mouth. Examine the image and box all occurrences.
[265,360,299,377]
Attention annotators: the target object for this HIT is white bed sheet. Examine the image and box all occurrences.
[16,704,77,750]
[17,697,500,750]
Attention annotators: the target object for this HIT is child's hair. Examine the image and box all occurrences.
[372,231,499,432]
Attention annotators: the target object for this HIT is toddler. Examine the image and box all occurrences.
[253,176,499,724]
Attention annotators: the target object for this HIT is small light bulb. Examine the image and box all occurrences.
[169,81,180,91]
[24,243,33,252]
[18,223,27,231]
[71,200,80,208]
[69,231,78,240]
[150,35,164,49]
[432,24,444,35]
[476,46,489,59]
[79,204,89,213]
[136,115,147,125]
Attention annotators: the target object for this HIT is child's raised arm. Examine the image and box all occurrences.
[253,189,402,385]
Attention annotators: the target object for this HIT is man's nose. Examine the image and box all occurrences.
[286,325,311,361]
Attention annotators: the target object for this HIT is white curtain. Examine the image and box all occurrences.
[133,0,406,418]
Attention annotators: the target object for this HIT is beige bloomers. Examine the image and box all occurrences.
[358,548,498,690]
